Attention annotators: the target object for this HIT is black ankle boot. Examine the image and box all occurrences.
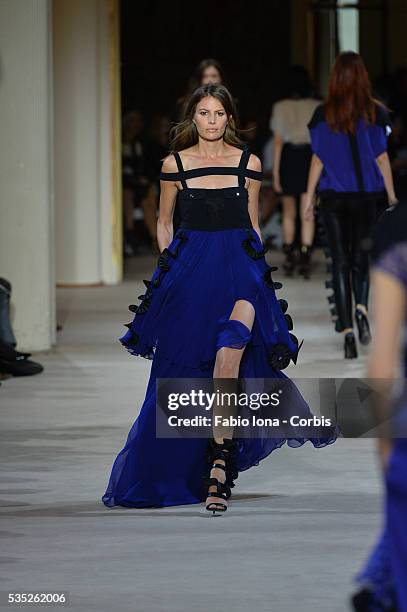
[355,309,371,346]
[282,243,297,277]
[344,332,358,359]
[298,244,312,280]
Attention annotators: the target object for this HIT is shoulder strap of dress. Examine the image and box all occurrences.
[172,151,184,173]
[159,152,188,189]
[238,147,251,186]
[159,148,262,185]
[238,147,263,185]
[239,147,251,170]
[172,152,187,189]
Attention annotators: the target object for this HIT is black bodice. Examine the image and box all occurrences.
[177,187,252,231]
[159,148,263,232]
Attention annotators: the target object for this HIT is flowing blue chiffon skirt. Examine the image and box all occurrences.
[355,439,407,611]
[102,227,338,508]
[386,439,407,610]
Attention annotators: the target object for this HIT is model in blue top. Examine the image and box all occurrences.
[304,52,398,360]
[308,101,391,198]
[101,84,338,514]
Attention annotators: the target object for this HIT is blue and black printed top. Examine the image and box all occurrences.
[307,103,392,199]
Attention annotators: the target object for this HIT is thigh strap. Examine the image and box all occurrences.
[215,317,252,351]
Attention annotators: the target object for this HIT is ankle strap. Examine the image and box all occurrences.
[212,462,226,471]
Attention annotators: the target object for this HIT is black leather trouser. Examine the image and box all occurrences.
[319,196,379,330]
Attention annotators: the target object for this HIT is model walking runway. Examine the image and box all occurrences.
[102,83,337,511]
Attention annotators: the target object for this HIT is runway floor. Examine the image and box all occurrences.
[0,249,384,612]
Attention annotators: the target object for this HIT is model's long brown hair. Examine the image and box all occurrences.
[325,52,380,134]
[169,84,243,152]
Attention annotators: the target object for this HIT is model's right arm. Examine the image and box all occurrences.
[157,155,179,252]
[304,154,324,220]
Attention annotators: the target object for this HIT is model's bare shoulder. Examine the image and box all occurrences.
[161,154,178,174]
[247,153,262,173]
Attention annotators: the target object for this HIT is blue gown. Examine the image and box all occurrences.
[102,147,338,509]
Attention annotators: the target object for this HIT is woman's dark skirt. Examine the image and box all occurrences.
[280,143,312,196]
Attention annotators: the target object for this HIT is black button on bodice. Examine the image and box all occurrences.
[177,188,253,231]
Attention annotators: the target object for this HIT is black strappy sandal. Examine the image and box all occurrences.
[204,438,238,515]
[205,461,229,515]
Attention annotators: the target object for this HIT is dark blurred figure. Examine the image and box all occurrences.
[374,68,407,199]
[271,65,321,279]
[388,113,407,200]
[241,117,266,157]
[390,67,407,124]
[373,72,395,107]
[351,200,407,612]
[190,58,225,88]
[241,117,279,249]
[145,113,172,197]
[141,114,172,254]
[122,110,158,256]
[175,58,226,121]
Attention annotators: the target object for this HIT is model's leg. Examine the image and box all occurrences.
[299,192,315,246]
[281,196,298,276]
[320,199,353,334]
[206,299,255,511]
[350,199,377,309]
[298,192,315,278]
[350,199,376,308]
[281,195,296,244]
[212,300,255,435]
[350,198,377,344]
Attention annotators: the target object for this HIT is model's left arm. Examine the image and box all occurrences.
[369,255,406,471]
[304,104,325,219]
[247,153,263,244]
[376,152,398,205]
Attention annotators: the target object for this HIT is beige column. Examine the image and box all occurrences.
[0,0,55,351]
[53,0,122,286]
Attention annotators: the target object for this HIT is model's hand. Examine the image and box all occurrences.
[254,229,263,246]
[303,194,315,220]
